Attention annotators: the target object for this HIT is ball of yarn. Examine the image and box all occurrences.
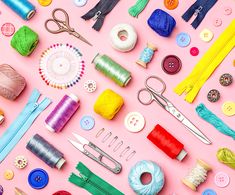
[0,64,26,100]
[94,89,124,120]
[110,23,137,52]
[11,25,39,56]
[148,9,176,37]
[217,148,235,169]
[128,160,164,195]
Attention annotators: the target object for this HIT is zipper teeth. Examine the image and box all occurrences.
[81,174,112,195]
[88,180,112,195]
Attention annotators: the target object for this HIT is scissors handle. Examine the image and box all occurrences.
[45,8,73,34]
[137,88,154,105]
[84,142,122,174]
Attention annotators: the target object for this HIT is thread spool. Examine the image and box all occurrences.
[147,124,187,161]
[0,109,4,125]
[26,134,66,169]
[2,0,36,20]
[0,64,26,100]
[92,53,131,87]
[136,42,157,68]
[182,159,212,191]
[128,160,165,195]
[217,148,235,170]
[11,26,39,56]
[45,94,80,133]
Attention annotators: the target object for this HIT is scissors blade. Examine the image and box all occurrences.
[72,32,92,46]
[182,118,212,145]
[67,138,85,152]
[166,105,211,144]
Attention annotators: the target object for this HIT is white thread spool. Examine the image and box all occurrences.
[110,23,137,52]
[182,159,212,191]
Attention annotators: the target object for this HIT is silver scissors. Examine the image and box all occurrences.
[68,133,122,174]
[45,8,92,46]
[137,75,211,145]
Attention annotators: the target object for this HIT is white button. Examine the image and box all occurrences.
[74,0,87,7]
[84,80,96,93]
[124,112,145,133]
[200,28,214,42]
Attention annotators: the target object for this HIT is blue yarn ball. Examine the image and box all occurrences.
[128,160,165,195]
[148,9,176,37]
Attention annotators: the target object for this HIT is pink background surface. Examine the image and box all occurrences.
[0,0,235,194]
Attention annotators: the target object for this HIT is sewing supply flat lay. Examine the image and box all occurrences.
[0,1,234,195]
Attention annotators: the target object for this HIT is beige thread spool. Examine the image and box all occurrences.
[182,159,212,191]
[0,109,4,124]
[136,42,157,68]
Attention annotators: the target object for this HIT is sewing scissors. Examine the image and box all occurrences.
[68,133,122,174]
[137,75,211,145]
[45,8,92,46]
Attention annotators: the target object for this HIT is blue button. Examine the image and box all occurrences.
[28,168,49,189]
[202,189,217,195]
[176,32,191,47]
[80,116,95,130]
[74,0,87,7]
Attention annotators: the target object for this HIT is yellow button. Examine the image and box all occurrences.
[200,28,214,42]
[38,0,52,6]
[4,169,14,180]
[222,101,235,116]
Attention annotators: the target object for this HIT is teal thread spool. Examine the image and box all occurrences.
[92,54,131,87]
[11,26,39,56]
[136,42,157,68]
[2,0,36,20]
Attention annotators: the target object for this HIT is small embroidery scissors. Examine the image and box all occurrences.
[45,8,92,46]
[137,75,211,145]
[68,133,122,174]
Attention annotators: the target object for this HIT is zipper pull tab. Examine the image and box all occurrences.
[30,103,38,112]
[194,6,203,16]
[93,11,102,20]
[79,173,89,182]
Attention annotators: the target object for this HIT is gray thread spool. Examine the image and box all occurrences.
[26,134,66,169]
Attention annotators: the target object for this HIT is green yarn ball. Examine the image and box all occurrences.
[11,25,39,56]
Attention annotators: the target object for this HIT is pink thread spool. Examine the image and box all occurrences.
[45,94,80,133]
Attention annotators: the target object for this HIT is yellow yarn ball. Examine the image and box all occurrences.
[94,89,124,120]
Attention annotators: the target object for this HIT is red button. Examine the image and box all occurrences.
[190,47,199,56]
[162,55,182,74]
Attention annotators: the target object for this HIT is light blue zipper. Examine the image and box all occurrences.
[0,89,51,162]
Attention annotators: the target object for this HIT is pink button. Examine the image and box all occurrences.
[190,47,199,56]
[224,6,232,15]
[213,18,222,27]
[214,172,230,188]
[1,23,15,37]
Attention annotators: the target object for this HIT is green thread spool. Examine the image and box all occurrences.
[11,26,39,56]
[217,148,235,170]
[92,54,131,87]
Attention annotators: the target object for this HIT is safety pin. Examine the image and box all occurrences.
[113,141,123,152]
[102,132,112,143]
[126,150,136,161]
[96,128,105,138]
[108,136,118,147]
[120,146,130,157]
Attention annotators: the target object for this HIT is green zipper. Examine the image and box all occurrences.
[69,162,124,195]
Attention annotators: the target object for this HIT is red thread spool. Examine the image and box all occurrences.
[147,124,187,161]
